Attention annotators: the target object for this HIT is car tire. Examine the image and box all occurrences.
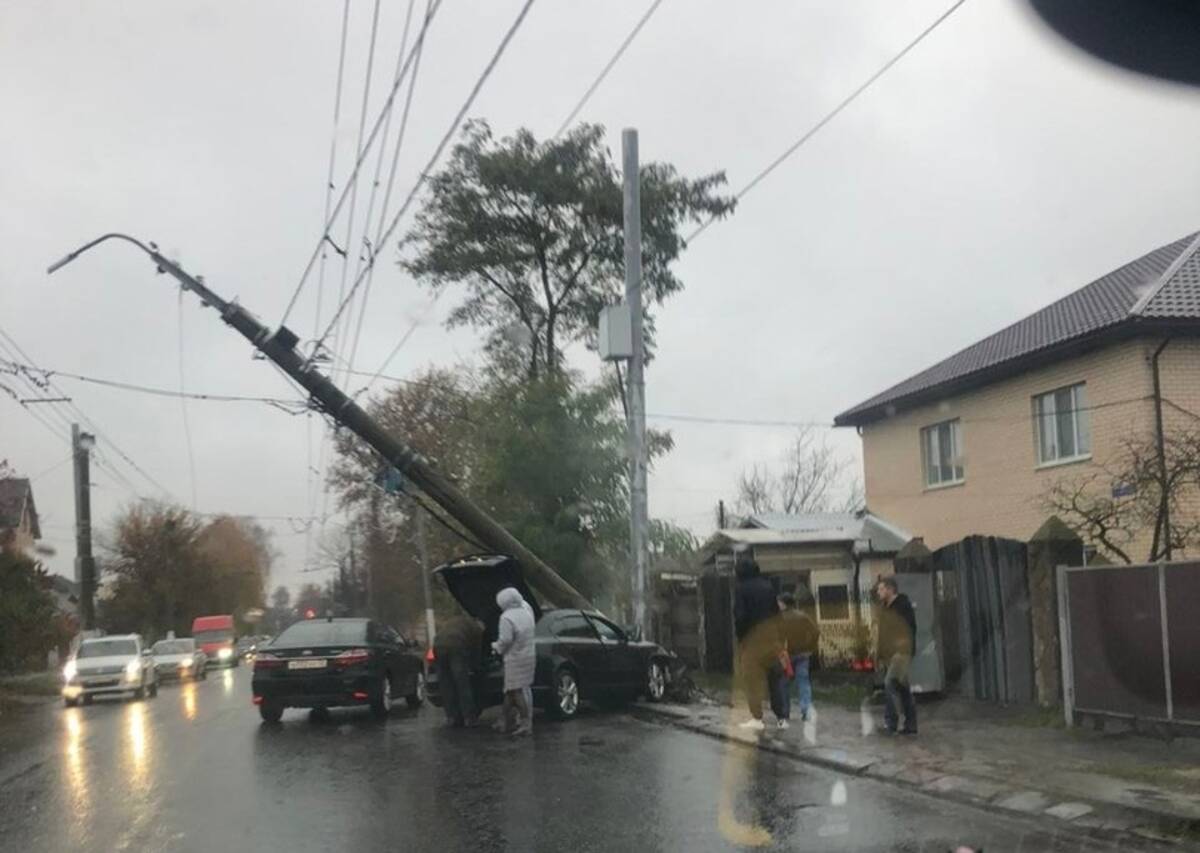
[549,667,580,720]
[134,683,146,700]
[200,664,208,680]
[309,706,332,723]
[148,679,158,698]
[370,674,393,720]
[63,696,77,708]
[405,672,425,709]
[646,660,668,703]
[259,702,283,724]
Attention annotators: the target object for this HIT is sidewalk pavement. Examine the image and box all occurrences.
[633,686,1200,846]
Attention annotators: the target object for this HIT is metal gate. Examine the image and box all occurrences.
[1058,560,1200,727]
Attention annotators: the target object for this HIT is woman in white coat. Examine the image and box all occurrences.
[492,587,536,736]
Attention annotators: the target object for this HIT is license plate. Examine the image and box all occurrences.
[287,659,327,670]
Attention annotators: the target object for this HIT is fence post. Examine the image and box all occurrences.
[1056,564,1075,727]
[1158,562,1174,722]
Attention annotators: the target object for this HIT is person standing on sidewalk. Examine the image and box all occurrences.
[733,550,780,732]
[433,612,484,728]
[876,576,917,735]
[776,592,819,722]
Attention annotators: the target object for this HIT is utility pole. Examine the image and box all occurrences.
[48,233,592,613]
[718,499,726,530]
[623,128,650,640]
[71,424,97,630]
[415,508,436,647]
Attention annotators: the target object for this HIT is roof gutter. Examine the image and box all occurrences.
[1151,338,1172,561]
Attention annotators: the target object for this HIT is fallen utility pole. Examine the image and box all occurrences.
[48,233,591,611]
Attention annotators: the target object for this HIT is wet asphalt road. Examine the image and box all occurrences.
[0,668,1144,852]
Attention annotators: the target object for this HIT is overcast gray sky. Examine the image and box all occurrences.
[4,0,1200,595]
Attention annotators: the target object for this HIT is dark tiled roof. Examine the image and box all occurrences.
[0,478,39,539]
[836,232,1200,425]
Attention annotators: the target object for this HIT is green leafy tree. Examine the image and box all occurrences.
[0,547,68,673]
[404,121,735,379]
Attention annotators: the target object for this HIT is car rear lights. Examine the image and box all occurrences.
[252,695,264,705]
[352,690,369,700]
[333,648,371,667]
[253,653,284,671]
[424,648,435,663]
[850,658,876,672]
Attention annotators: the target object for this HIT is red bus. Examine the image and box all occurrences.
[192,614,238,668]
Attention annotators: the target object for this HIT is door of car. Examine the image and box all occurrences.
[586,614,640,693]
[550,613,607,698]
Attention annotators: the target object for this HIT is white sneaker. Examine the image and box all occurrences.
[738,719,766,731]
[777,720,790,730]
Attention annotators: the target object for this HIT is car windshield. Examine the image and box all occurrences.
[12,5,1200,849]
[272,621,368,647]
[77,639,137,658]
[152,640,193,654]
[193,630,232,645]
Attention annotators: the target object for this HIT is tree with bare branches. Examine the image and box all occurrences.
[1045,429,1200,563]
[735,427,861,517]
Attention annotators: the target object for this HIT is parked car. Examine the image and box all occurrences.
[426,554,675,720]
[250,617,425,723]
[62,634,158,706]
[151,638,208,682]
[193,614,238,668]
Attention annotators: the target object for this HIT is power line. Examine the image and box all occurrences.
[316,0,539,352]
[0,357,307,407]
[312,0,354,361]
[345,0,426,388]
[279,0,445,327]
[177,288,198,511]
[687,0,970,243]
[553,0,665,137]
[328,0,384,389]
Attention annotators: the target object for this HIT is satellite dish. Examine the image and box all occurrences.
[1026,0,1200,85]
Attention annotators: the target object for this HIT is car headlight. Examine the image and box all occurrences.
[63,660,77,681]
[125,660,141,679]
[217,647,232,660]
[180,658,193,668]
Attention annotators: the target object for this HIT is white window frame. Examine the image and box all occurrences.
[1033,382,1091,467]
[920,418,965,488]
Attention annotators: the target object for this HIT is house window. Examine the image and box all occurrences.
[920,419,964,487]
[1033,383,1091,465]
[816,585,850,621]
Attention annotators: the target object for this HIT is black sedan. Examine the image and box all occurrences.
[250,617,425,723]
[426,555,675,720]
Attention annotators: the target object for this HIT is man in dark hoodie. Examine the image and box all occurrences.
[876,575,917,735]
[733,549,779,731]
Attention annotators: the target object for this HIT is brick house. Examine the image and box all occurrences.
[0,477,41,553]
[835,231,1200,561]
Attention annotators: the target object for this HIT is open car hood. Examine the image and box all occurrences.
[434,555,543,634]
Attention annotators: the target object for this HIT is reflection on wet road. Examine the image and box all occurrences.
[0,670,1143,852]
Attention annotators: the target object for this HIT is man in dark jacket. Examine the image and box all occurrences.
[733,550,779,731]
[876,576,917,735]
[433,612,484,727]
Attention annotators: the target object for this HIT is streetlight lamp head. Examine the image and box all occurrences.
[78,432,96,452]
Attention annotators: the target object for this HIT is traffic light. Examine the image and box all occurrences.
[304,608,316,620]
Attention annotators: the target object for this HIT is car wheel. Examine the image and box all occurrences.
[63,696,77,708]
[309,706,332,723]
[259,702,283,724]
[134,683,146,700]
[148,679,158,698]
[550,668,580,720]
[370,674,393,720]
[646,660,668,703]
[200,664,208,680]
[405,672,425,709]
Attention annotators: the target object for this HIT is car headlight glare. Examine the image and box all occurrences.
[217,647,232,660]
[125,660,141,679]
[180,658,193,668]
[62,660,77,681]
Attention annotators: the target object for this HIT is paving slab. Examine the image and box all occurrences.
[994,790,1054,814]
[1044,802,1095,821]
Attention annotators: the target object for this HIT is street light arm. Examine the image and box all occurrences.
[46,233,156,275]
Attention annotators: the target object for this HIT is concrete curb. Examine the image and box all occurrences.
[631,702,1198,847]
